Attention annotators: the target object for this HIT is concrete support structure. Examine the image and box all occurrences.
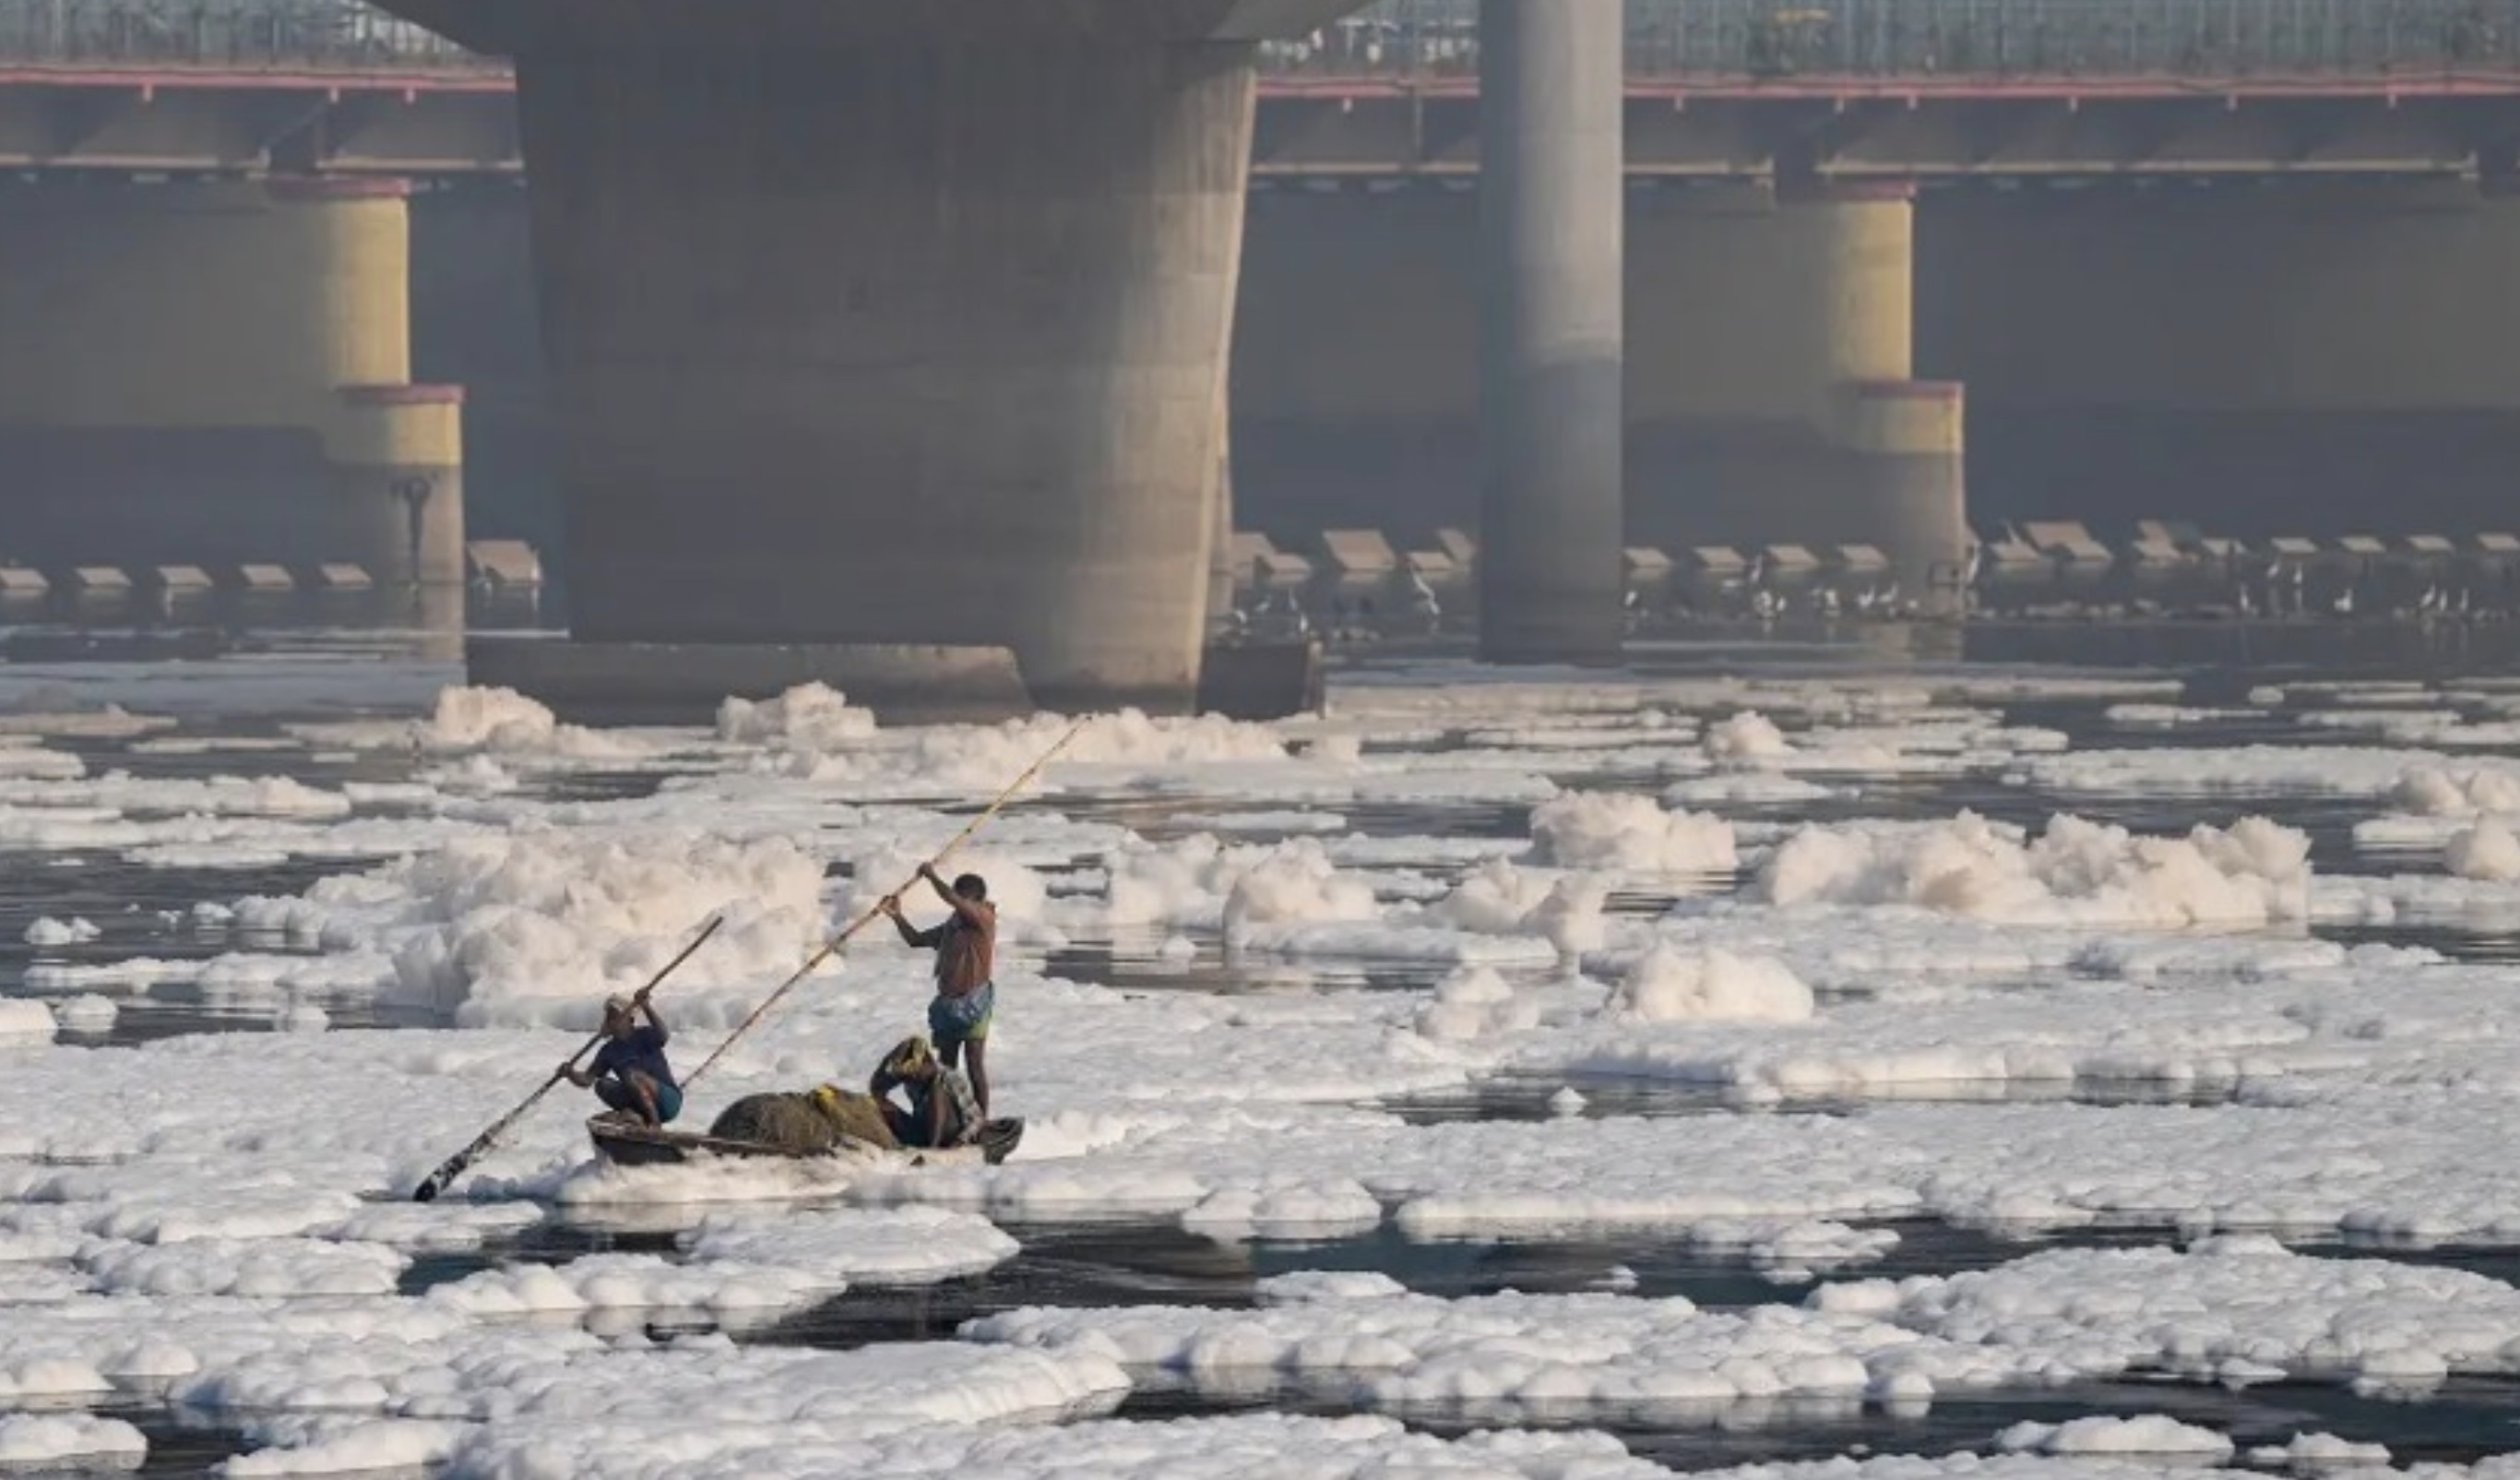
[369,1,1362,716]
[1918,179,2520,541]
[1477,0,1623,663]
[0,177,462,584]
[1232,185,1477,543]
[410,183,557,562]
[1627,179,1965,599]
[1233,178,1967,599]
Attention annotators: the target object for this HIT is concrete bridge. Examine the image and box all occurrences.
[5,0,2520,713]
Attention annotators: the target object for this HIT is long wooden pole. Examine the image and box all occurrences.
[410,913,724,1203]
[681,716,1088,1088]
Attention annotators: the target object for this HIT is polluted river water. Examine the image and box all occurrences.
[11,608,2520,1474]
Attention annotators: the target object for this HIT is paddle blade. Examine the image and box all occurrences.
[411,1152,469,1203]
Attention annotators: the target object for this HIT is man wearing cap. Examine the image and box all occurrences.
[561,993,682,1129]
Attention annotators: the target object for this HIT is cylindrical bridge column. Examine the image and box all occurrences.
[1477,0,1625,663]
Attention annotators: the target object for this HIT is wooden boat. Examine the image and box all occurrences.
[588,1114,1025,1170]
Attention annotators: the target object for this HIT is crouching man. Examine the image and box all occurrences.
[563,993,682,1128]
[869,1034,981,1151]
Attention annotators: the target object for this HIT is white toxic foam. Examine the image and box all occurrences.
[1612,948,1815,1025]
[1759,813,2311,927]
[1527,792,1738,876]
[0,1411,145,1468]
[1998,1415,2235,1459]
[2443,818,2520,882]
[23,915,99,947]
[682,1206,1018,1285]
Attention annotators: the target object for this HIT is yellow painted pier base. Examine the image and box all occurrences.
[0,177,464,583]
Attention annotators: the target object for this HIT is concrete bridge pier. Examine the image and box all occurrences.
[1627,179,1966,604]
[1478,0,1625,664]
[0,177,463,586]
[377,0,1360,719]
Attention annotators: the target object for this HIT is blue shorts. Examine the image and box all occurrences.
[599,1077,683,1125]
[930,983,994,1045]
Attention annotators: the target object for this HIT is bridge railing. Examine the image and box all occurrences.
[0,0,493,70]
[3,0,2518,79]
[1273,0,2520,79]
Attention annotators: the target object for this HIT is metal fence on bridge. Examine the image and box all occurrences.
[2,0,2516,78]
[1287,0,2520,77]
[0,0,482,68]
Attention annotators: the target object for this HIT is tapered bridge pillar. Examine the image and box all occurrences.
[376,0,1361,718]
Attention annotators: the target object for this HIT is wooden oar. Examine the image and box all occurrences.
[410,913,724,1203]
[680,715,1088,1089]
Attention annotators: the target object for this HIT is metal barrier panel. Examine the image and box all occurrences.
[0,0,488,67]
[0,0,2516,76]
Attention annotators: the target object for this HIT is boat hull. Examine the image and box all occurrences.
[588,1115,1024,1170]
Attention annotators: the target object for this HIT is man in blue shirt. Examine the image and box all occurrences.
[563,993,682,1128]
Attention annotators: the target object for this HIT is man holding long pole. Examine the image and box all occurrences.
[880,863,999,1119]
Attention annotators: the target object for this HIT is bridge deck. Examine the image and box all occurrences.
[3,0,2518,177]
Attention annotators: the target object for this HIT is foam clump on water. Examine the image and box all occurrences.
[50,995,116,1032]
[454,1407,1662,1480]
[422,1251,838,1327]
[1835,1235,2520,1390]
[2391,764,2520,818]
[80,1236,406,1299]
[240,830,827,1024]
[0,1411,145,1467]
[24,915,99,947]
[1998,1415,2234,1459]
[2443,818,2520,882]
[1706,711,1791,766]
[717,682,878,748]
[1414,966,1546,1043]
[1427,860,1610,956]
[0,999,55,1043]
[2249,1432,2391,1466]
[0,739,84,781]
[968,1271,2054,1419]
[415,685,642,760]
[684,1207,1018,1284]
[1613,947,1815,1024]
[1760,812,2312,926]
[1097,835,1378,936]
[775,708,1293,796]
[1527,792,1738,876]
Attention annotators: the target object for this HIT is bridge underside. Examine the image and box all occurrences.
[0,77,2510,177]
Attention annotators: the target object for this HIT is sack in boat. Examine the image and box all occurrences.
[707,1087,898,1152]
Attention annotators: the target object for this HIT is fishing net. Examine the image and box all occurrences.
[708,1088,897,1152]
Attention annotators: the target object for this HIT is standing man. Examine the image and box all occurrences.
[562,993,681,1128]
[880,863,997,1117]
